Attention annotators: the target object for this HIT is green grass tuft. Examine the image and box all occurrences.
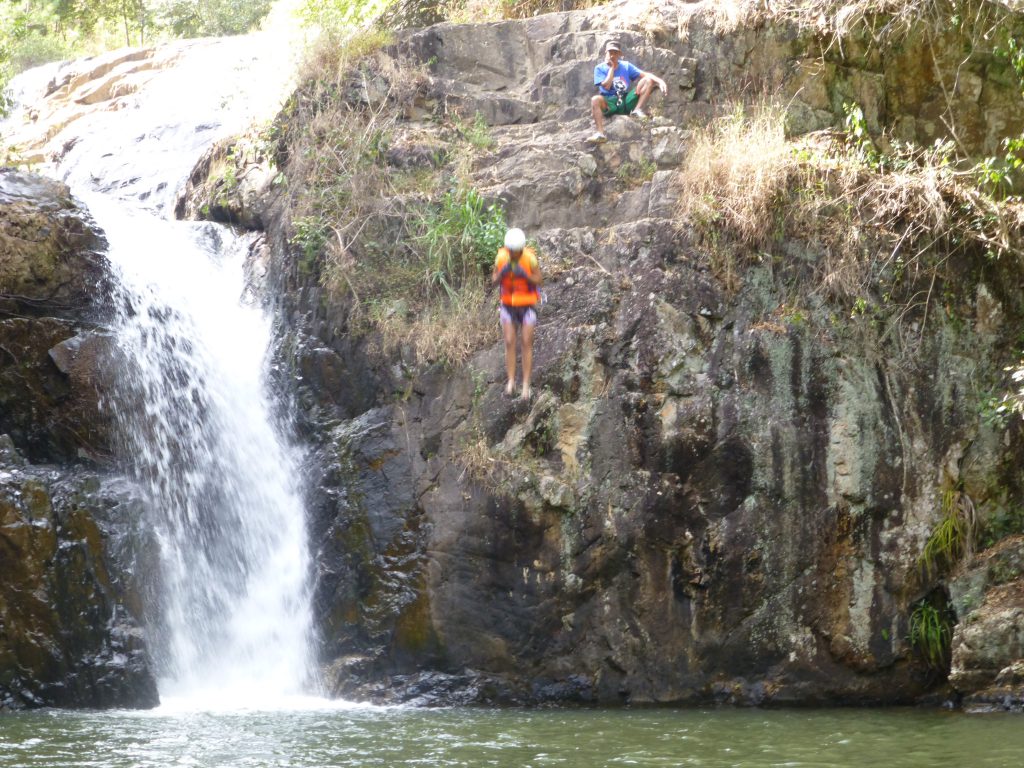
[908,600,952,670]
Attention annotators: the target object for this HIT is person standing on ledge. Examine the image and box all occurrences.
[587,39,667,144]
[492,228,542,400]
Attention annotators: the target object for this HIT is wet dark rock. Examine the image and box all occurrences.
[0,169,159,711]
[0,455,159,710]
[0,169,118,464]
[332,667,525,707]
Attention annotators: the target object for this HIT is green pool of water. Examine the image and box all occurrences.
[1,705,1021,767]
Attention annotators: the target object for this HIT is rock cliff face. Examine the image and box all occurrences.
[0,169,158,710]
[3,0,1023,712]
[231,0,1024,707]
[92,0,1018,710]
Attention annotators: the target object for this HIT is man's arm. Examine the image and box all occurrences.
[492,254,510,284]
[514,252,543,286]
[594,62,615,92]
[634,67,667,92]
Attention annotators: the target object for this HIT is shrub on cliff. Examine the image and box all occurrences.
[157,0,275,36]
[277,30,507,367]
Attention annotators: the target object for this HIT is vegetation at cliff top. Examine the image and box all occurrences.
[277,30,506,367]
[679,103,1024,303]
[682,0,1024,309]
[0,0,274,114]
[713,0,1021,34]
[298,0,604,31]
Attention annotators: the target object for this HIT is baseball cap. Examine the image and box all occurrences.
[605,40,622,53]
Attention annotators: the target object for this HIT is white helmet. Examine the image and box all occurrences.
[504,227,526,252]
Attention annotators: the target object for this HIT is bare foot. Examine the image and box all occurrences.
[505,379,516,396]
[521,384,532,400]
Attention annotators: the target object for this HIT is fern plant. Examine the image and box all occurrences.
[919,482,977,578]
[909,601,952,671]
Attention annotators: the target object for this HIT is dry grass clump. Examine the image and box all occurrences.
[369,280,497,368]
[704,0,1013,42]
[439,0,603,23]
[678,102,1024,310]
[283,28,424,256]
[679,104,810,248]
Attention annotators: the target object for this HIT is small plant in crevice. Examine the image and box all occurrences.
[843,102,880,168]
[616,159,657,187]
[979,390,1014,430]
[908,598,953,671]
[978,489,1024,549]
[463,111,494,151]
[919,479,977,578]
[416,186,506,299]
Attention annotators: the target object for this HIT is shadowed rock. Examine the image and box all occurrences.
[0,441,159,711]
[0,169,118,464]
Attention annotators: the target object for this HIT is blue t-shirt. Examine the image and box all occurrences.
[594,60,642,98]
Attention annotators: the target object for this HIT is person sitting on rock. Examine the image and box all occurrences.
[492,227,542,400]
[587,39,667,144]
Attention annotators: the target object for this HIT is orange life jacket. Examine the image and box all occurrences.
[495,247,539,307]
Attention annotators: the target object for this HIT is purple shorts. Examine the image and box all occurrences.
[499,305,537,326]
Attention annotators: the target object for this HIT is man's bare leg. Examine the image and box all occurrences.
[502,320,517,394]
[590,94,607,135]
[635,76,655,110]
[520,322,535,399]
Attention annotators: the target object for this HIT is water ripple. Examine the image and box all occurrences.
[2,707,1023,768]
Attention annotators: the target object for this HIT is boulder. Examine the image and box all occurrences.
[0,448,159,710]
[0,170,109,317]
[174,135,275,230]
[949,537,1024,712]
[0,169,117,464]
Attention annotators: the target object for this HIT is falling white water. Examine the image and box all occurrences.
[90,193,316,705]
[3,3,320,708]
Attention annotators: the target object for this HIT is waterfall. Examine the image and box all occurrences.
[92,195,317,705]
[4,19,316,707]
